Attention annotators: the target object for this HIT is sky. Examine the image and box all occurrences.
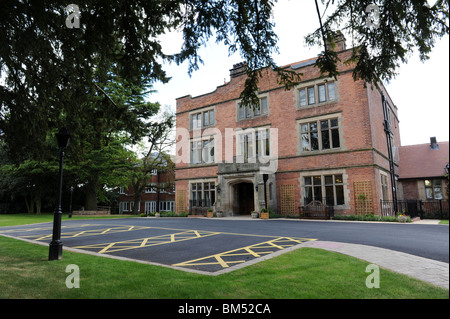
[151,0,449,147]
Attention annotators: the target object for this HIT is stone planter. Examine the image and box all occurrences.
[251,212,259,219]
[207,211,214,218]
[216,211,223,218]
[155,213,160,218]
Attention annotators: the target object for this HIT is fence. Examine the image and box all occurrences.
[380,199,449,219]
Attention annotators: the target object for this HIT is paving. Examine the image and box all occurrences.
[0,217,448,290]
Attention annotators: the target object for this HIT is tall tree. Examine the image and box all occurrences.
[128,111,175,215]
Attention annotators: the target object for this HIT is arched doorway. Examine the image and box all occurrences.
[232,182,254,215]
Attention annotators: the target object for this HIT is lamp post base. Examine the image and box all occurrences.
[49,241,63,261]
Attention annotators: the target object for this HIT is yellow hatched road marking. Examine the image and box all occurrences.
[20,225,150,241]
[173,237,316,270]
[74,230,220,254]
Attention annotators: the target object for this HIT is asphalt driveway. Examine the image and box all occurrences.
[0,217,448,274]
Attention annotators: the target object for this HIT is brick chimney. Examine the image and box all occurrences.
[230,62,247,78]
[326,30,347,52]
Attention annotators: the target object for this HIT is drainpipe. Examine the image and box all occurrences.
[382,94,398,213]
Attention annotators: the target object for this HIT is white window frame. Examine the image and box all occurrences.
[145,201,156,213]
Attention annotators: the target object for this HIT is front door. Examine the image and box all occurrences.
[235,182,254,215]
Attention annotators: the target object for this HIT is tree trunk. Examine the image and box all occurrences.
[132,193,141,215]
[34,195,42,215]
[84,175,99,210]
[24,195,34,214]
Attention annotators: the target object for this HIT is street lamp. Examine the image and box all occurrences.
[49,127,70,261]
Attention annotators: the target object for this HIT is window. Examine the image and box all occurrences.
[190,138,215,164]
[327,82,336,101]
[191,109,215,129]
[318,84,326,103]
[299,81,336,108]
[145,184,156,193]
[307,87,315,105]
[304,174,344,206]
[425,179,443,200]
[237,128,270,162]
[130,201,140,212]
[145,201,156,213]
[191,182,216,207]
[299,89,307,107]
[238,133,253,161]
[159,201,175,212]
[119,201,129,213]
[300,118,340,152]
[119,187,125,194]
[238,97,268,120]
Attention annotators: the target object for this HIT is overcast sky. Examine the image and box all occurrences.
[152,0,449,147]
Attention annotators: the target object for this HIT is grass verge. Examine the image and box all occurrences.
[0,235,447,299]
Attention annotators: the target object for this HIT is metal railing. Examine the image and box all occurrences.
[380,199,449,219]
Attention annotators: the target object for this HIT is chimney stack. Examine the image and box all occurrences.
[230,62,247,78]
[430,137,439,150]
[326,30,347,52]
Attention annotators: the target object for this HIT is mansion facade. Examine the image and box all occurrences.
[175,39,401,217]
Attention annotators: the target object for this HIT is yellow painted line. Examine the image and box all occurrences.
[140,238,149,247]
[35,234,53,241]
[98,243,116,254]
[72,231,87,237]
[214,255,229,268]
[244,247,261,257]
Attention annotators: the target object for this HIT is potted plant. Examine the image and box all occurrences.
[251,210,259,219]
[207,208,214,218]
[397,213,408,223]
[155,212,160,217]
[260,208,269,219]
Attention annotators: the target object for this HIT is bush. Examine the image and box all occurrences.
[332,214,411,223]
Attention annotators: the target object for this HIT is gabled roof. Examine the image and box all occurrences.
[399,141,449,179]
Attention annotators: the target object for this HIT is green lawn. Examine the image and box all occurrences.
[0,213,137,227]
[0,235,447,299]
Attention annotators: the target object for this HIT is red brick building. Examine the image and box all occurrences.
[175,37,401,217]
[398,138,449,202]
[119,168,175,214]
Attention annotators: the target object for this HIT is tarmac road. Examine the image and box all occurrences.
[1,217,447,263]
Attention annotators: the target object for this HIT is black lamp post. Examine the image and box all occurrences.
[263,174,268,211]
[49,127,70,261]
